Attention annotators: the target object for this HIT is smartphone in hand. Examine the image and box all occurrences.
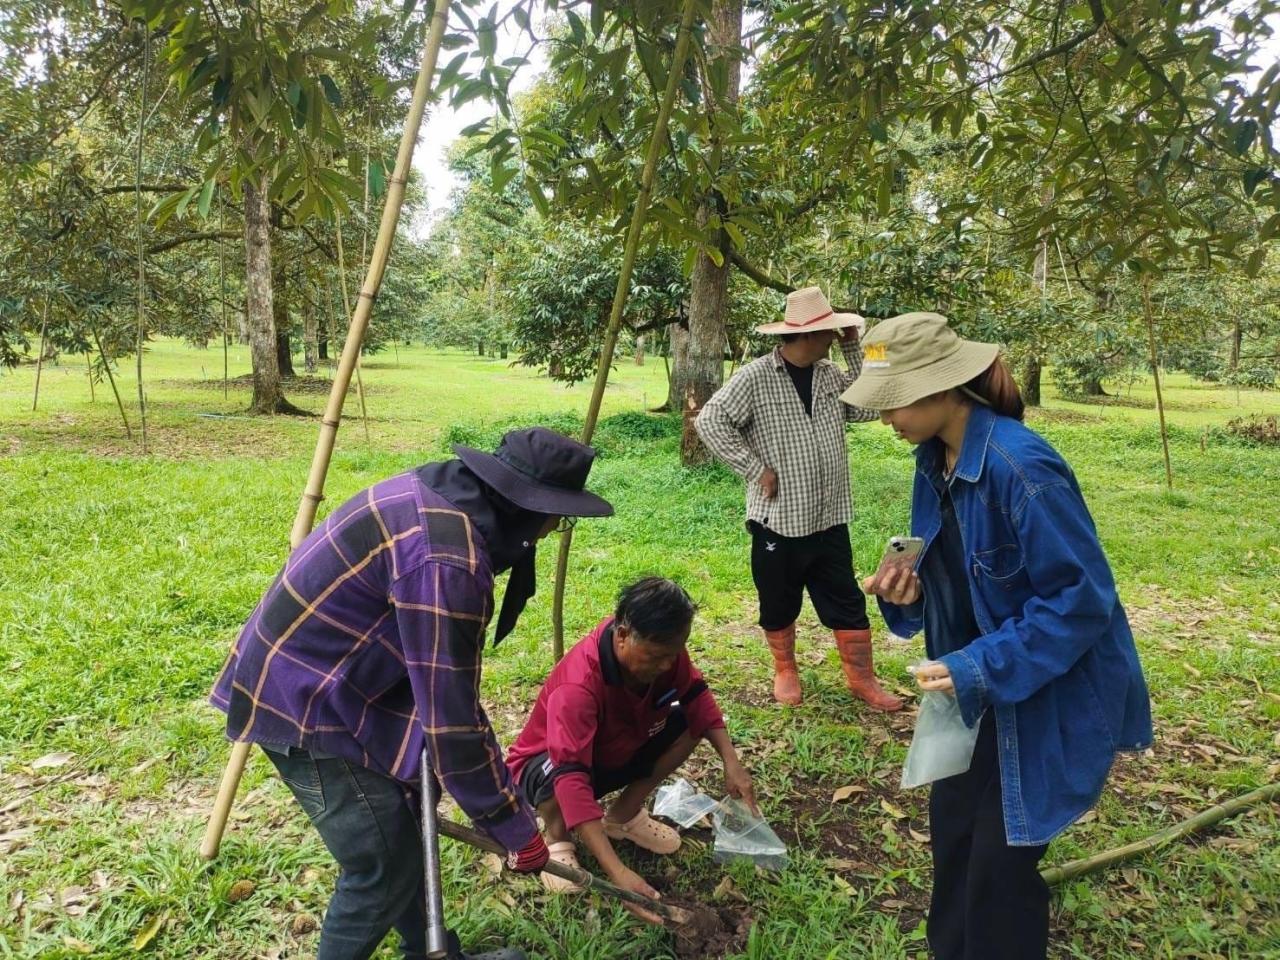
[873,536,924,583]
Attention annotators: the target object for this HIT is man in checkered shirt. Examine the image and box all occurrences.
[211,428,612,960]
[695,286,903,712]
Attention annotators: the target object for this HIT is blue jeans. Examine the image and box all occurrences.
[264,746,429,960]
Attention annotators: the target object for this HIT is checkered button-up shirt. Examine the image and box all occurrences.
[695,340,877,538]
[210,470,537,852]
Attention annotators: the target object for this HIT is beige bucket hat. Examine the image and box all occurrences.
[756,286,865,336]
[839,312,999,410]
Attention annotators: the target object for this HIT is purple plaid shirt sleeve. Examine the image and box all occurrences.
[210,471,537,853]
[391,560,535,850]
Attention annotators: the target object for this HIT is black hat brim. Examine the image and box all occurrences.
[453,445,615,518]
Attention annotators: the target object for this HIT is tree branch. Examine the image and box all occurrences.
[146,230,240,255]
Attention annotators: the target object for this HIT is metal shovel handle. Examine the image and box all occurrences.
[436,819,690,925]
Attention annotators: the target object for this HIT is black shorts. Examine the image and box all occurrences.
[749,521,870,631]
[516,707,689,810]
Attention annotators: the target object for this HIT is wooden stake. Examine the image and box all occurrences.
[551,0,700,660]
[1141,273,1173,490]
[32,296,50,412]
[1040,782,1280,886]
[200,0,453,860]
[134,21,150,454]
[91,322,132,440]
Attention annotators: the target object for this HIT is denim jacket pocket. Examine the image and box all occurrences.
[971,544,1028,589]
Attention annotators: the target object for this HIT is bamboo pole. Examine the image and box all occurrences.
[31,296,50,412]
[220,198,229,400]
[1040,781,1280,886]
[90,322,133,439]
[550,0,700,660]
[335,216,371,443]
[134,21,150,454]
[200,0,452,861]
[1141,272,1173,489]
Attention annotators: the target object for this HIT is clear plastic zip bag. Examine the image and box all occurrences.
[711,797,789,871]
[901,690,981,789]
[652,778,720,828]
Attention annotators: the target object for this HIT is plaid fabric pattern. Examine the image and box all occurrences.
[695,340,877,538]
[210,470,537,852]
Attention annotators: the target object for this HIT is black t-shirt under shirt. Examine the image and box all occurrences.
[921,482,982,659]
[783,357,815,416]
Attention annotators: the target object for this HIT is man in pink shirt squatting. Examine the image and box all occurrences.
[506,578,758,923]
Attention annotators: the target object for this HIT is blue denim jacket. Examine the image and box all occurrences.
[879,405,1152,845]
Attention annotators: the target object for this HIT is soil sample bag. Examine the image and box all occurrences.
[711,798,788,871]
[901,691,981,788]
[653,778,720,829]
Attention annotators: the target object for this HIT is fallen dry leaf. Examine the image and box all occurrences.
[131,912,164,951]
[1076,809,1098,825]
[480,853,503,878]
[880,798,907,819]
[62,936,94,955]
[826,857,873,873]
[31,752,74,771]
[227,880,256,903]
[880,898,911,910]
[908,827,931,844]
[831,784,866,803]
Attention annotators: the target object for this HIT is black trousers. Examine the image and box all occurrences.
[927,712,1050,960]
[265,746,430,960]
[749,522,870,631]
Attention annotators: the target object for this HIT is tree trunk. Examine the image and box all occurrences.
[549,357,564,378]
[499,342,508,359]
[1083,376,1107,397]
[273,241,295,378]
[663,319,691,411]
[303,283,319,374]
[478,339,486,357]
[634,333,645,365]
[679,0,742,467]
[243,175,295,414]
[1229,317,1242,373]
[318,337,329,362]
[1022,357,1042,407]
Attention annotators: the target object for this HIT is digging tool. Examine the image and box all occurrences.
[420,747,450,959]
[435,819,711,931]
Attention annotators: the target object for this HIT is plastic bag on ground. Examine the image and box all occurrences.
[652,778,720,829]
[901,691,981,788]
[711,797,789,871]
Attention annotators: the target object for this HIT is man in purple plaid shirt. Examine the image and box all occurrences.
[212,428,612,960]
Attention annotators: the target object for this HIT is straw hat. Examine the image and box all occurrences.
[839,312,999,411]
[756,286,865,336]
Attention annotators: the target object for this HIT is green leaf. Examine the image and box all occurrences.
[1233,119,1257,155]
[319,74,342,108]
[876,165,893,216]
[525,176,549,217]
[567,10,586,45]
[477,18,497,59]
[132,913,165,951]
[1242,166,1268,198]
[590,2,604,37]
[368,162,386,198]
[196,178,216,218]
[1245,247,1266,277]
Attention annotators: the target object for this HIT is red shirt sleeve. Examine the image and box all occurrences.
[545,682,605,831]
[676,653,725,739]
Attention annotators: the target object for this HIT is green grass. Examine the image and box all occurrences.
[0,341,1277,958]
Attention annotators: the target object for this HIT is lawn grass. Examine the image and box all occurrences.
[1,341,1277,959]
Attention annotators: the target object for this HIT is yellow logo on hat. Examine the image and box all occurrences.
[864,342,890,368]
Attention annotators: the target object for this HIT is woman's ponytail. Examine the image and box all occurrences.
[961,356,1025,421]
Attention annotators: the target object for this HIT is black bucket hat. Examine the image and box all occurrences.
[453,427,614,518]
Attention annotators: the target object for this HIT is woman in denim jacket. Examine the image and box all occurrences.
[844,313,1152,960]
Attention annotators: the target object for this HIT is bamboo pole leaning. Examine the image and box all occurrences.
[199,0,453,860]
[550,0,700,660]
[335,215,371,443]
[1040,781,1280,886]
